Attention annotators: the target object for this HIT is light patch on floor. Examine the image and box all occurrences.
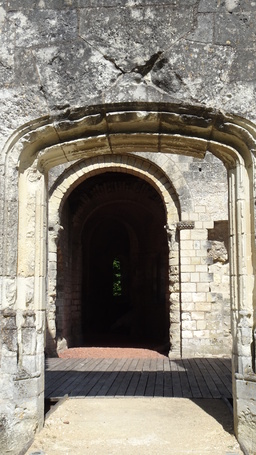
[27,397,242,455]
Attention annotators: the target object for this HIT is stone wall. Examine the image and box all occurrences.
[0,1,256,454]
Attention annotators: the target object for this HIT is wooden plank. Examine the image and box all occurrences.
[63,358,107,398]
[86,359,119,397]
[215,358,232,381]
[133,359,151,396]
[154,359,164,397]
[124,359,141,396]
[154,371,164,397]
[96,359,136,397]
[45,356,232,400]
[68,358,104,397]
[104,359,130,396]
[48,371,81,397]
[144,371,156,396]
[46,358,78,371]
[188,359,212,398]
[130,359,145,396]
[202,358,230,398]
[182,358,202,398]
[134,371,149,396]
[143,359,156,397]
[177,360,192,398]
[163,359,173,397]
[49,358,103,397]
[45,359,90,397]
[163,358,171,372]
[142,358,151,372]
[114,359,136,396]
[45,357,61,370]
[156,358,164,371]
[170,360,182,397]
[198,358,222,398]
[218,358,232,375]
[207,359,232,397]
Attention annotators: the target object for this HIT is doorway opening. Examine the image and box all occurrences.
[57,172,170,351]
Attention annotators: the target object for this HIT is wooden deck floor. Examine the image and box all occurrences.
[45,357,232,400]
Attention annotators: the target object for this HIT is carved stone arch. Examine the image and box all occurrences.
[1,102,256,453]
[48,154,182,224]
[48,154,181,355]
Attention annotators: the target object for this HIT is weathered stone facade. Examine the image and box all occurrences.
[1,1,256,454]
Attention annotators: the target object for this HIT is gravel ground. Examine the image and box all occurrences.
[26,397,243,455]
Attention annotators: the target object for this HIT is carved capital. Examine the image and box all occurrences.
[177,221,195,230]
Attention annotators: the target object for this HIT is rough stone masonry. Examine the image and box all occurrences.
[1,0,256,454]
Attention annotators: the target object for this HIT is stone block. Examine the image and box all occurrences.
[21,327,37,356]
[80,5,195,73]
[193,292,206,302]
[181,301,195,311]
[1,308,17,352]
[181,282,197,293]
[215,11,256,47]
[186,13,214,44]
[190,272,200,282]
[12,10,78,48]
[236,396,256,454]
[180,257,192,265]
[180,272,191,283]
[191,311,205,320]
[236,379,256,401]
[13,376,42,400]
[195,302,212,312]
[194,330,210,338]
[182,330,193,339]
[1,351,18,374]
[200,272,213,282]
[180,240,194,250]
[179,230,191,240]
[197,320,207,330]
[190,229,208,240]
[35,41,118,108]
[20,355,37,375]
[196,282,210,292]
[182,320,197,331]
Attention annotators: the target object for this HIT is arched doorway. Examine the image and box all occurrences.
[59,171,170,349]
[4,103,255,453]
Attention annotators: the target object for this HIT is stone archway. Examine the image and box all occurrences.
[2,103,256,454]
[48,158,180,354]
[55,171,172,350]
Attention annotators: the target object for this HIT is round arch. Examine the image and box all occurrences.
[48,156,181,354]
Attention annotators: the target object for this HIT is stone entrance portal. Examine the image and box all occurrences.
[49,159,181,354]
[2,103,256,454]
[58,172,170,349]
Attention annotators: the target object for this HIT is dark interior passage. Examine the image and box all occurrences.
[83,218,132,342]
[61,172,170,350]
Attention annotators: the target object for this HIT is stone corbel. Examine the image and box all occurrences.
[177,221,195,230]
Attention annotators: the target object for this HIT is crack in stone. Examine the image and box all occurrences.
[103,55,125,74]
[0,60,12,71]
[131,51,163,77]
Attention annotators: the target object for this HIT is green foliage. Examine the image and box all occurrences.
[113,258,122,297]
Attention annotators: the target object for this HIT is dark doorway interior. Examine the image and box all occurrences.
[66,172,170,350]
